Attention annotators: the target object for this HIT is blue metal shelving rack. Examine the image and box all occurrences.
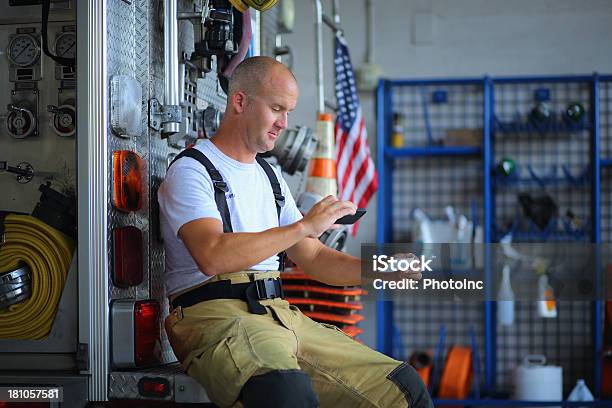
[376,73,612,406]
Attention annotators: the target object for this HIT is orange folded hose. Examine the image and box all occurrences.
[283,284,364,296]
[304,311,364,325]
[438,346,472,400]
[342,325,364,338]
[286,297,363,310]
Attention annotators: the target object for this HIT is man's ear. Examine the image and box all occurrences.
[231,91,247,114]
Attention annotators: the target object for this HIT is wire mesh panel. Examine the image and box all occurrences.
[496,301,594,394]
[384,80,486,396]
[603,167,612,244]
[380,75,607,402]
[391,83,483,147]
[492,78,595,396]
[392,157,483,241]
[492,80,593,243]
[601,80,612,161]
[601,79,612,245]
[393,299,486,390]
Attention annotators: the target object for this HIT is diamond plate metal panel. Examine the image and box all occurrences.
[196,67,227,110]
[107,0,151,304]
[104,0,285,370]
[107,0,136,76]
[109,370,173,401]
[146,0,175,365]
[109,364,211,401]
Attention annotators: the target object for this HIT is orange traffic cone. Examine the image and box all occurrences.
[306,112,337,197]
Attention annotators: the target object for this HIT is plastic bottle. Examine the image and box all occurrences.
[497,264,515,326]
[451,214,471,269]
[497,157,516,177]
[567,379,594,405]
[537,273,557,318]
[412,209,433,243]
[391,112,405,148]
[565,102,585,123]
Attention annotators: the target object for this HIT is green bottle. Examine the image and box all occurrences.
[497,157,516,177]
[565,102,585,123]
[530,102,551,123]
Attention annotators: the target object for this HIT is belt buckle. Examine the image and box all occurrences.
[255,278,278,300]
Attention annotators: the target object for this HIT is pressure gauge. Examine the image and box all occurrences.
[54,32,76,60]
[7,33,40,67]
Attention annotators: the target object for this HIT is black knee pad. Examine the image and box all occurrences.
[241,369,319,408]
[387,362,434,408]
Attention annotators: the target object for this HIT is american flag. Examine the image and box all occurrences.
[334,34,378,235]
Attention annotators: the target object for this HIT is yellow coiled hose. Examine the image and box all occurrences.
[0,214,74,339]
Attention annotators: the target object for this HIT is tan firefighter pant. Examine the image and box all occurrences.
[165,271,429,408]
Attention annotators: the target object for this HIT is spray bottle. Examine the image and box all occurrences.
[497,264,515,326]
[535,259,557,318]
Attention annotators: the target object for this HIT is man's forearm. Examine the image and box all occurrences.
[203,221,308,275]
[300,246,362,286]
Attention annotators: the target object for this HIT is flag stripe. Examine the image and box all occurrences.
[340,119,368,200]
[351,177,378,235]
[341,127,365,191]
[336,109,363,186]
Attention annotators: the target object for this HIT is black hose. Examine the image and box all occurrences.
[41,0,75,67]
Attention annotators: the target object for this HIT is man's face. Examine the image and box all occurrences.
[242,69,299,153]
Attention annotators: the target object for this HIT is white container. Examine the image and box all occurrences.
[515,355,563,402]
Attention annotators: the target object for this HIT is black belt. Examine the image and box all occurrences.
[171,278,284,314]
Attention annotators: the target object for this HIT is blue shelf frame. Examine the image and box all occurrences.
[376,73,609,403]
[385,146,482,158]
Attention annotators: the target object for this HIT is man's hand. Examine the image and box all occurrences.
[298,195,356,238]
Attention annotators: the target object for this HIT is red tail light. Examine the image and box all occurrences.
[112,226,143,287]
[138,377,170,398]
[134,300,160,366]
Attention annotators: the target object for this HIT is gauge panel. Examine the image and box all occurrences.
[54,32,76,60]
[7,33,40,67]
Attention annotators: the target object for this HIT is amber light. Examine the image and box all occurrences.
[113,150,143,212]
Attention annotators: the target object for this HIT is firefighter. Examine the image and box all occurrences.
[158,56,431,408]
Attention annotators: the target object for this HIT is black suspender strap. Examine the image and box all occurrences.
[255,155,285,219]
[169,149,288,272]
[169,148,234,233]
[255,155,287,272]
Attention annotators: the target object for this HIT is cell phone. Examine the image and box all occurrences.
[335,208,366,225]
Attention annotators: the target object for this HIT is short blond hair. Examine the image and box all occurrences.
[228,56,296,97]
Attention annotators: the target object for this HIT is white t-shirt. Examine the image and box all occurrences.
[158,139,303,296]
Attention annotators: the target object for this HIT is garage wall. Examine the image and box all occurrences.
[282,0,612,347]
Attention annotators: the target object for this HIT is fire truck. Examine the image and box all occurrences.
[0,1,333,406]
